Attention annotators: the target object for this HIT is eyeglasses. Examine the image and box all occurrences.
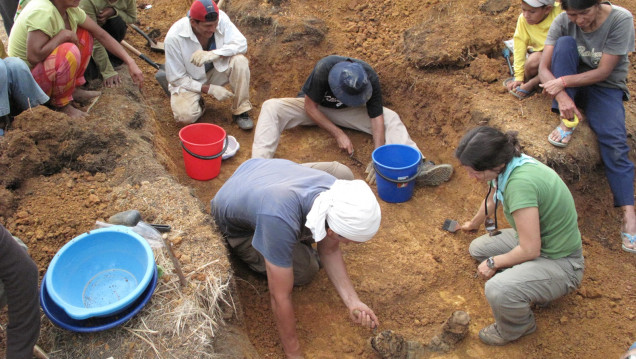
[484,184,501,236]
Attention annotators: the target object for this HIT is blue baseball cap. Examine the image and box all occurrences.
[327,61,372,107]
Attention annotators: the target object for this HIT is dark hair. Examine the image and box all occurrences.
[561,0,600,10]
[454,126,521,171]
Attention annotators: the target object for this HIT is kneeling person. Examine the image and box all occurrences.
[211,158,380,358]
[165,0,253,129]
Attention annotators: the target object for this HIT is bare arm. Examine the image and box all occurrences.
[317,235,378,328]
[537,45,582,119]
[304,95,353,154]
[477,207,542,279]
[26,29,78,65]
[370,114,385,149]
[264,260,303,359]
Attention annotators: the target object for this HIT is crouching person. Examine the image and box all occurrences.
[211,158,380,358]
[455,126,584,345]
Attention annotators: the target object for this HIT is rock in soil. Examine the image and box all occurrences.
[370,311,471,359]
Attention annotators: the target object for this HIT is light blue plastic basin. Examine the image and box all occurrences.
[45,226,155,320]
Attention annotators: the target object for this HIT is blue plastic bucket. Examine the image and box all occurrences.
[372,144,422,203]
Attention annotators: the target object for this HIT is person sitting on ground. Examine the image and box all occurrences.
[0,224,40,359]
[80,0,137,88]
[7,0,144,119]
[538,0,636,253]
[211,158,380,358]
[0,40,49,125]
[164,0,253,129]
[456,126,584,346]
[251,54,453,186]
[504,0,561,99]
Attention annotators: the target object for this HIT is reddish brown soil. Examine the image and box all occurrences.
[1,0,636,358]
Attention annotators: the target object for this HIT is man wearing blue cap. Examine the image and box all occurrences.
[251,55,453,186]
[164,0,253,129]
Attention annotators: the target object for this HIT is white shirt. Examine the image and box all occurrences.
[164,11,247,94]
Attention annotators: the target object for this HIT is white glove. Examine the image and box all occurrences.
[207,85,234,101]
[190,50,220,66]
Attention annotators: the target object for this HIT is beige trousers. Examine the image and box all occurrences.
[171,54,252,124]
[251,97,421,158]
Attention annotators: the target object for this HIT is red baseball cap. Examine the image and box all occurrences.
[188,0,219,22]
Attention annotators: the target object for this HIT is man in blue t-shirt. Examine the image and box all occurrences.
[251,55,453,186]
[211,158,381,358]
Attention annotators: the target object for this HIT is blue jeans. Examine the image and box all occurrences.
[0,57,49,117]
[550,36,635,207]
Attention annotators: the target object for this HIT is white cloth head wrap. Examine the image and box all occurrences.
[305,180,381,242]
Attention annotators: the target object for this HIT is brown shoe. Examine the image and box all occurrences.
[478,323,535,346]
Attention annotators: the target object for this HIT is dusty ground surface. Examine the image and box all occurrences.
[1,0,636,358]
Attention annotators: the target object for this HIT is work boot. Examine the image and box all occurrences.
[478,323,536,346]
[232,112,254,130]
[416,161,453,186]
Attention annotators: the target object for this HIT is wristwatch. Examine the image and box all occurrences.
[486,257,496,270]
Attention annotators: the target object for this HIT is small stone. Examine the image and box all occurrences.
[559,316,568,324]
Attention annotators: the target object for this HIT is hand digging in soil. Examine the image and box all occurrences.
[369,311,470,359]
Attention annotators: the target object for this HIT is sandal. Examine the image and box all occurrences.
[621,232,636,253]
[509,86,536,100]
[547,122,575,148]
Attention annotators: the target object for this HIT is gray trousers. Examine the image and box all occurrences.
[224,161,352,286]
[469,228,584,340]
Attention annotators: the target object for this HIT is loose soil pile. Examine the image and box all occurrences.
[1,0,636,358]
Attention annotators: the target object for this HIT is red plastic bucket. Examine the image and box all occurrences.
[179,124,227,180]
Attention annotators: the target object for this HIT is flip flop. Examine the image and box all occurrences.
[509,86,536,100]
[547,123,574,148]
[621,232,636,253]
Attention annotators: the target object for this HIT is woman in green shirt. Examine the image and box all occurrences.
[456,126,584,346]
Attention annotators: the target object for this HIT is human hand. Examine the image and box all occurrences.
[207,85,234,101]
[477,260,496,280]
[539,77,565,97]
[351,304,379,329]
[103,74,122,88]
[190,50,220,67]
[460,221,479,232]
[59,29,79,46]
[506,80,523,92]
[557,97,582,122]
[97,7,115,25]
[335,133,353,154]
[129,63,144,88]
[365,161,376,185]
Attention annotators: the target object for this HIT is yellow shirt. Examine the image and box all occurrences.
[512,3,562,81]
[8,0,87,67]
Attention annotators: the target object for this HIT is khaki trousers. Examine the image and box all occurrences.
[224,161,353,286]
[171,54,252,124]
[469,228,584,340]
[251,97,420,158]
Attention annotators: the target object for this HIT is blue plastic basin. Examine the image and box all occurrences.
[41,266,158,332]
[45,226,155,320]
